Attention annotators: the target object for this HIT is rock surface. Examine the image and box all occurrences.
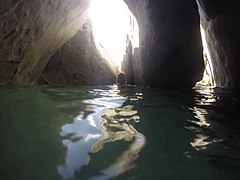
[2,0,240,89]
[196,0,240,88]
[124,0,204,89]
[41,20,117,85]
[0,0,91,85]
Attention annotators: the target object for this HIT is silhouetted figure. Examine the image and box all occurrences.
[116,73,126,86]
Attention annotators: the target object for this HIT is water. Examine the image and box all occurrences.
[0,85,240,180]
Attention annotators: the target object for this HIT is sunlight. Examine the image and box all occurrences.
[88,0,139,69]
[198,26,215,87]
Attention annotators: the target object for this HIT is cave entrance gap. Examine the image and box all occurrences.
[197,26,216,87]
[88,0,139,71]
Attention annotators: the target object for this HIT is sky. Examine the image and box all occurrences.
[88,0,139,68]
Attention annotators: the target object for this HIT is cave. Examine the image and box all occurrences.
[1,0,239,89]
[1,0,240,179]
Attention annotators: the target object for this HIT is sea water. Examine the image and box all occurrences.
[0,85,240,180]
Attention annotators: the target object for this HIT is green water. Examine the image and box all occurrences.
[0,85,240,180]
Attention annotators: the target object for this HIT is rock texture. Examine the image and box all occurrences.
[0,0,91,86]
[41,20,117,85]
[196,0,240,88]
[124,0,204,89]
[2,0,240,89]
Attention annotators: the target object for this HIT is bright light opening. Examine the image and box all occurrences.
[88,0,139,70]
[197,26,216,87]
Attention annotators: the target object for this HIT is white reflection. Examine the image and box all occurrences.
[129,92,143,101]
[58,95,126,179]
[57,111,102,179]
[190,134,222,151]
[57,87,145,179]
[91,105,145,179]
[194,88,218,106]
[188,107,210,127]
[186,107,223,151]
[101,133,145,178]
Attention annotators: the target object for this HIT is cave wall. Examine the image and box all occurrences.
[0,0,205,89]
[0,0,91,86]
[4,0,237,89]
[196,0,240,88]
[41,20,118,85]
[124,0,204,89]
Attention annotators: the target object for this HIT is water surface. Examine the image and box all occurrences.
[0,85,240,180]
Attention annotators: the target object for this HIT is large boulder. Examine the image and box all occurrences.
[196,0,240,88]
[124,0,204,89]
[0,0,91,85]
[41,20,117,85]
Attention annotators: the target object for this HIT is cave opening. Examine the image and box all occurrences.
[200,25,216,87]
[197,25,216,87]
[2,1,240,179]
[88,0,139,71]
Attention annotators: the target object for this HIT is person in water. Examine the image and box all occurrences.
[116,73,126,86]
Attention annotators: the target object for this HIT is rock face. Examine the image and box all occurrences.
[0,0,91,85]
[124,0,204,89]
[196,0,240,88]
[2,0,240,89]
[0,0,205,89]
[41,20,117,85]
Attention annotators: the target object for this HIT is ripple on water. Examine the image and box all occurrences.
[1,85,240,179]
[56,86,146,179]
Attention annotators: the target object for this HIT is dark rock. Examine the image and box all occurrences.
[124,0,204,89]
[41,20,117,85]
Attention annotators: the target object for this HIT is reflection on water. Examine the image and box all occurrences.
[186,87,225,151]
[186,107,217,151]
[57,85,145,179]
[92,105,145,179]
[1,85,240,179]
[186,86,240,173]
